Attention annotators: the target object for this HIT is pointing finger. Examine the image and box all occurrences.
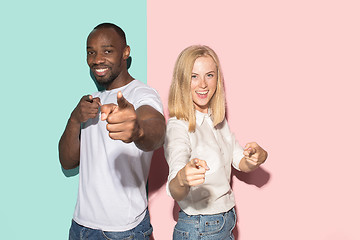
[190,159,210,170]
[195,159,210,171]
[189,158,198,168]
[245,147,256,156]
[84,95,93,102]
[92,97,102,106]
[100,104,117,121]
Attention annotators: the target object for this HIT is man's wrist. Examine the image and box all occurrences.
[69,113,82,126]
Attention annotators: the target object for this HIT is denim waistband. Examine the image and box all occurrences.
[178,207,235,223]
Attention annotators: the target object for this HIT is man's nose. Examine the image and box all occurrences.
[94,53,105,64]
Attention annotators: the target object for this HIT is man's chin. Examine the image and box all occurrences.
[95,77,116,89]
[95,77,110,85]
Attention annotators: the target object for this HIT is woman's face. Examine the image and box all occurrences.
[191,56,218,113]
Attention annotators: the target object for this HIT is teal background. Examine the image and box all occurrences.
[0,1,146,238]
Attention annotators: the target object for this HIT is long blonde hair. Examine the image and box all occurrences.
[168,45,226,132]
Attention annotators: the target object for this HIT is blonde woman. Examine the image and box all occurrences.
[165,45,268,239]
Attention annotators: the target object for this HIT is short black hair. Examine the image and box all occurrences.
[93,23,127,44]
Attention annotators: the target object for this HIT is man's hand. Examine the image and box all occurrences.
[100,91,143,143]
[177,158,210,187]
[243,142,268,167]
[71,95,101,124]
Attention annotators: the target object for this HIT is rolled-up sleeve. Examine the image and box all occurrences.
[220,120,244,171]
[231,135,244,171]
[164,118,191,197]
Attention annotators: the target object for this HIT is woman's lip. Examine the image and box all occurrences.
[196,90,209,98]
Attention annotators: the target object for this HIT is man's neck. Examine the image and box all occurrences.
[106,73,134,90]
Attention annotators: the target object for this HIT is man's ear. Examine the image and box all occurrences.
[123,45,130,60]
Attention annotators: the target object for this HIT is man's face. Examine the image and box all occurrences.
[86,28,127,87]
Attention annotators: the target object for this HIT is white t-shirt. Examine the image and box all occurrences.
[165,111,244,215]
[73,80,163,231]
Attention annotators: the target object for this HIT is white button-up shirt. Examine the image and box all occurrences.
[165,111,244,215]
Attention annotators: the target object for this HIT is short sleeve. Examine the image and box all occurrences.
[133,84,163,115]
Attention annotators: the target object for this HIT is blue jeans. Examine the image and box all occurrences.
[69,210,153,240]
[173,208,236,240]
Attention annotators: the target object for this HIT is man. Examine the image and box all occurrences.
[59,23,165,239]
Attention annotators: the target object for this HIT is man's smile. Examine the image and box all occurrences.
[93,66,110,76]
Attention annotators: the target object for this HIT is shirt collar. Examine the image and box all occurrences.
[195,109,212,126]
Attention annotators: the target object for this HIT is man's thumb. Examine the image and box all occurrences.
[117,91,129,109]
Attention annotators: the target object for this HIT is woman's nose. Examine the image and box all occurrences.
[199,77,207,88]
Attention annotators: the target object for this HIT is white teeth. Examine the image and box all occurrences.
[95,68,107,72]
[196,91,208,95]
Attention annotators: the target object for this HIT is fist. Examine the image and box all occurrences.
[71,95,101,123]
[100,91,143,142]
[243,142,268,167]
[178,158,210,187]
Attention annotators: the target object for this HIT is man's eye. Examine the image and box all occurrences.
[87,51,94,55]
[104,50,112,54]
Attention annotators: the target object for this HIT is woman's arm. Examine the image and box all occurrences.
[165,119,209,201]
[169,158,209,201]
[238,142,268,172]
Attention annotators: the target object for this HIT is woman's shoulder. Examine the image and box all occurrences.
[167,117,188,125]
[167,117,190,132]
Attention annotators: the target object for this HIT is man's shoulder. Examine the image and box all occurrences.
[128,79,152,89]
[123,80,163,113]
[127,80,160,99]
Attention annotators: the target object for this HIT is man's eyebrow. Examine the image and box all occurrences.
[86,45,115,49]
[101,45,115,48]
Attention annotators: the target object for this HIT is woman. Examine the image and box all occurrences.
[165,45,268,239]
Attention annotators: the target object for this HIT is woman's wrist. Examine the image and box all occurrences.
[177,169,186,187]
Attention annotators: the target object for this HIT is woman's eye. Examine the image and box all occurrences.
[191,75,197,79]
[207,73,214,78]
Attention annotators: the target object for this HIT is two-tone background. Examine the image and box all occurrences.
[1,0,359,239]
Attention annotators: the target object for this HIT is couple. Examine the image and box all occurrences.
[59,23,268,240]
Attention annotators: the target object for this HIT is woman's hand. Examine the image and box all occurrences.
[177,158,210,187]
[239,142,268,172]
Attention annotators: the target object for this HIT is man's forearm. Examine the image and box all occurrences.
[134,105,166,152]
[135,117,166,152]
[59,117,81,170]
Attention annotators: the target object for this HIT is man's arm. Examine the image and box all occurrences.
[101,91,166,152]
[133,105,166,151]
[59,117,81,170]
[58,95,101,169]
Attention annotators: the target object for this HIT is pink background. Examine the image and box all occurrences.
[147,1,360,239]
